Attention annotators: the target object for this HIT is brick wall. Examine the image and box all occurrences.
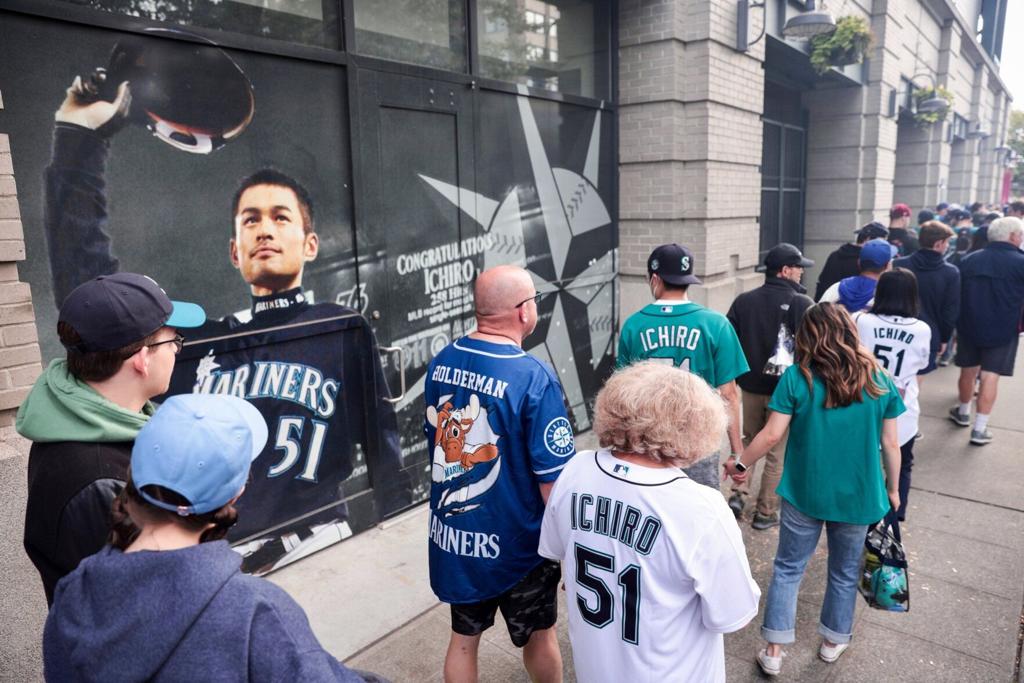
[0,92,43,431]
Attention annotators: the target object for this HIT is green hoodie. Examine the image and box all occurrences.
[16,359,155,443]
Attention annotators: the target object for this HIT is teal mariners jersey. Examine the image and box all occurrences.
[616,300,749,387]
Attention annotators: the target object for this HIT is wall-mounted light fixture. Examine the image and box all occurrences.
[966,121,991,139]
[909,73,949,116]
[782,0,836,39]
[735,0,766,52]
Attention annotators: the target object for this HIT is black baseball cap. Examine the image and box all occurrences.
[760,243,814,273]
[59,273,206,352]
[647,244,701,286]
[855,221,888,242]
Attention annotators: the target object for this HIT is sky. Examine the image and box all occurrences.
[1001,1,1023,107]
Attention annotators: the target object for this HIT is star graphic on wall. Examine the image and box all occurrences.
[415,86,615,429]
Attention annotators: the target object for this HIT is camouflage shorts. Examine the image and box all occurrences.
[684,452,720,489]
[449,560,560,647]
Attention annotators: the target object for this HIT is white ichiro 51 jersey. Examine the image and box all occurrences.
[855,313,931,445]
[538,450,760,683]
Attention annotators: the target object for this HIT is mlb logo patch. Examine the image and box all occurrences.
[660,305,673,313]
[613,464,630,475]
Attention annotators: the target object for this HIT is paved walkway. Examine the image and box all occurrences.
[275,360,1024,682]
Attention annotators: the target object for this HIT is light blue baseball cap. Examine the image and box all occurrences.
[131,394,268,515]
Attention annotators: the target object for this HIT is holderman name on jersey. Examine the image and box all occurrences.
[430,364,510,400]
[193,356,339,419]
[429,512,501,559]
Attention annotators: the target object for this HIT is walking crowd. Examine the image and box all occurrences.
[15,198,1024,681]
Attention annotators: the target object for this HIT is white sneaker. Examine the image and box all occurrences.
[819,641,849,663]
[757,648,784,676]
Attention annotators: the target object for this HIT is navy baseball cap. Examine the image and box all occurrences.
[132,394,268,515]
[59,273,206,352]
[855,221,888,242]
[760,243,814,272]
[648,244,701,286]
[860,239,897,269]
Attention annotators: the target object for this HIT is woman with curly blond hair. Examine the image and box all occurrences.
[724,303,903,676]
[538,362,760,683]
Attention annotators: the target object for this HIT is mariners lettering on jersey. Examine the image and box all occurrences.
[429,512,501,558]
[570,492,663,555]
[430,364,509,399]
[867,326,915,344]
[426,393,502,516]
[638,325,702,354]
[192,351,338,418]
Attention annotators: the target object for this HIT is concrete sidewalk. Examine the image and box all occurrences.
[275,361,1024,682]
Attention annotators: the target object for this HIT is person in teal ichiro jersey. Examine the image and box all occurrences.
[617,244,748,488]
[723,303,903,677]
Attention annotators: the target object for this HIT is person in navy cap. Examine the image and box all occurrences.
[42,394,383,682]
[17,273,205,604]
[818,239,897,313]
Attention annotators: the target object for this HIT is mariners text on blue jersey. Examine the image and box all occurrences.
[429,364,510,399]
[193,358,339,418]
[571,492,663,555]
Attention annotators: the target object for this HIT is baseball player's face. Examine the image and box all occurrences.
[230,184,319,296]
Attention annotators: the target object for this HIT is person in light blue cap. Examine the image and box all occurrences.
[42,394,386,683]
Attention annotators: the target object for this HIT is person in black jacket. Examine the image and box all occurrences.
[949,217,1024,446]
[814,222,888,300]
[726,244,814,529]
[16,274,205,604]
[893,221,959,382]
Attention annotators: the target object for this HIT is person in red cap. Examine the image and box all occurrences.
[887,204,919,257]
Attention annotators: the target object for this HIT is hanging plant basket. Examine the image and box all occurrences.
[912,86,954,126]
[809,16,873,75]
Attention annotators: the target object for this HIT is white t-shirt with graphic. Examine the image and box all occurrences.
[855,312,931,445]
[538,450,760,683]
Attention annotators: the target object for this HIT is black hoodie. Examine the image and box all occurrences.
[815,244,862,300]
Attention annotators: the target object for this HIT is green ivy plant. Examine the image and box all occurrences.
[912,86,954,126]
[809,16,873,75]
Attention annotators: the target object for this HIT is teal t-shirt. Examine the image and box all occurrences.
[769,365,905,524]
[616,301,749,387]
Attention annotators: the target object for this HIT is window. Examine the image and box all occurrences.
[353,0,467,72]
[56,0,342,49]
[476,0,610,99]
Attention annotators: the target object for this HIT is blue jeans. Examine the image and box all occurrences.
[761,500,868,645]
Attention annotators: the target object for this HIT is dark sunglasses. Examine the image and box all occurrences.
[514,291,550,308]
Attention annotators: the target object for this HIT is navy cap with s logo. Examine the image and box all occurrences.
[647,243,702,286]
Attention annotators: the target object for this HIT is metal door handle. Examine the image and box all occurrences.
[379,345,406,404]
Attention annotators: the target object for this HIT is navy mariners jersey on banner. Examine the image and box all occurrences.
[424,337,575,604]
[168,298,406,541]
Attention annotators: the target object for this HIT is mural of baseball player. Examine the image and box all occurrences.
[41,32,409,573]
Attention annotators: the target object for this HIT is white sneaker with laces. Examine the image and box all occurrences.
[819,641,849,663]
[757,648,784,676]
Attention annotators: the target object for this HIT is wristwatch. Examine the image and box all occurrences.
[732,457,747,473]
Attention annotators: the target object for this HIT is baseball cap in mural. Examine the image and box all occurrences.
[860,238,898,269]
[131,394,268,515]
[889,203,912,220]
[647,244,701,286]
[59,273,206,352]
[856,221,889,241]
[760,243,814,272]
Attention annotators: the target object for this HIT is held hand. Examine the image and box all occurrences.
[722,458,748,484]
[55,74,131,137]
[888,490,900,512]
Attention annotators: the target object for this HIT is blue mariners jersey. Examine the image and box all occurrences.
[424,337,575,604]
[167,291,408,542]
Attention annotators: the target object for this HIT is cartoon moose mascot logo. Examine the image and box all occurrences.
[427,394,499,469]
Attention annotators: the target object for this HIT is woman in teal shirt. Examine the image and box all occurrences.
[724,303,902,677]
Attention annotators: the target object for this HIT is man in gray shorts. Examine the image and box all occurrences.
[949,217,1024,445]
